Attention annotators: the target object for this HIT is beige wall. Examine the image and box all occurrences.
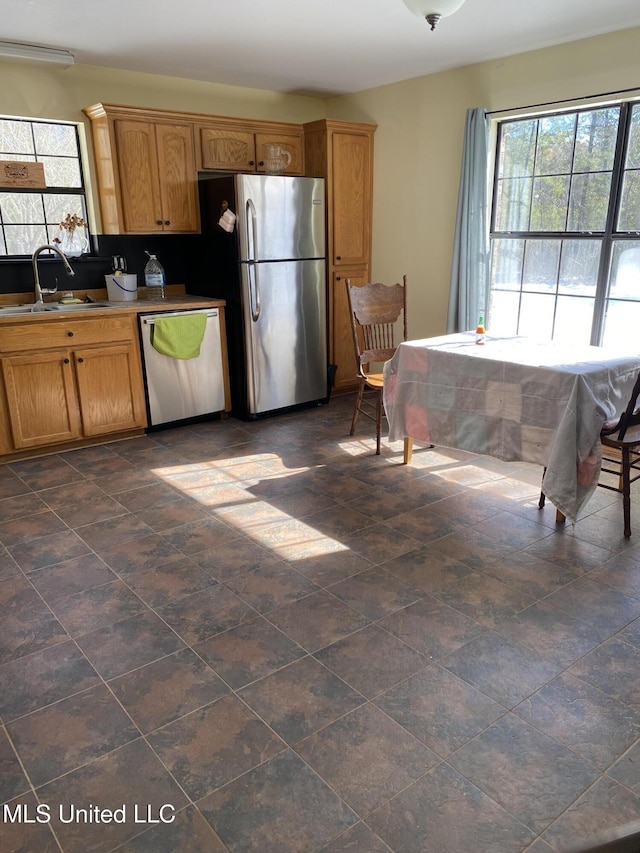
[327,26,640,339]
[3,26,640,337]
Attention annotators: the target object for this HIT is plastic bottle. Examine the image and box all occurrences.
[144,252,166,299]
[475,314,486,345]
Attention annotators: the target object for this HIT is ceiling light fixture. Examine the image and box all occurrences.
[0,41,75,66]
[402,0,467,30]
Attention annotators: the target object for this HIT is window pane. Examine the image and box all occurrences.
[39,156,81,188]
[553,296,594,344]
[536,114,575,175]
[0,119,34,155]
[490,239,524,290]
[558,240,600,295]
[32,122,77,157]
[573,108,619,173]
[602,299,640,348]
[530,175,569,231]
[0,193,44,223]
[495,177,532,231]
[568,172,611,231]
[43,194,85,225]
[4,224,47,254]
[522,240,560,292]
[488,290,520,335]
[499,120,537,178]
[617,170,640,231]
[624,104,640,169]
[518,293,555,339]
[609,242,640,299]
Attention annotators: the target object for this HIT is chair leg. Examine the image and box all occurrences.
[539,467,546,508]
[622,447,632,537]
[375,389,382,455]
[350,380,365,436]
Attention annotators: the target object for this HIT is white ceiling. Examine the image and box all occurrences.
[3,0,640,97]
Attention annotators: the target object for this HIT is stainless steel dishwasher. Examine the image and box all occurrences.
[139,308,226,427]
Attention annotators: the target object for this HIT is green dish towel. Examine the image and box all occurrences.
[152,314,207,360]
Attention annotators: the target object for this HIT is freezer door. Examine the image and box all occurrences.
[241,258,327,415]
[236,175,325,261]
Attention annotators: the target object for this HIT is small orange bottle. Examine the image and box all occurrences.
[475,314,486,345]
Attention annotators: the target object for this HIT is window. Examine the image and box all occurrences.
[0,117,89,257]
[489,101,640,346]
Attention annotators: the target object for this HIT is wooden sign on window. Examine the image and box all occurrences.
[0,160,46,188]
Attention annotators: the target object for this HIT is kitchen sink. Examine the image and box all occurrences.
[0,301,118,316]
[48,301,117,311]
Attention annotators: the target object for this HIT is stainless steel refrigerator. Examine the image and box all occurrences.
[193,174,327,419]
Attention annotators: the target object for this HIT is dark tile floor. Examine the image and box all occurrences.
[2,394,640,853]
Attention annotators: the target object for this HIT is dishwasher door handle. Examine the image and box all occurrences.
[141,310,218,325]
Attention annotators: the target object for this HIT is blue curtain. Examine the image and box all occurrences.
[446,107,490,333]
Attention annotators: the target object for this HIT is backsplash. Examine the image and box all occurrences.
[0,234,206,297]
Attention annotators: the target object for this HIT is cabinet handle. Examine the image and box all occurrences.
[67,331,74,337]
[258,161,264,166]
[164,220,170,225]
[156,220,163,225]
[336,276,341,281]
[249,160,255,166]
[336,256,342,261]
[63,358,70,364]
[77,357,84,363]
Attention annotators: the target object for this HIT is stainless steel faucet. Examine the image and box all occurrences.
[32,244,75,307]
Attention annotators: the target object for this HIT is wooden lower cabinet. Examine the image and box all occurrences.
[0,316,147,454]
[332,268,368,393]
[73,344,146,436]
[2,352,81,448]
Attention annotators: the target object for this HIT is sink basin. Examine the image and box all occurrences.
[48,301,117,311]
[0,301,117,316]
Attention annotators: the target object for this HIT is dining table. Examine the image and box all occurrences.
[382,331,640,524]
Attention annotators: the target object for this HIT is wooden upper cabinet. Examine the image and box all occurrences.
[200,126,256,171]
[114,119,198,233]
[84,104,199,234]
[199,123,303,175]
[84,104,306,233]
[255,131,303,175]
[331,131,372,267]
[155,123,199,231]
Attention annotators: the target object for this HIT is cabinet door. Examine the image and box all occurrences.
[255,132,303,175]
[200,127,256,171]
[155,123,199,231]
[331,132,372,267]
[114,119,164,233]
[74,344,147,436]
[332,268,368,393]
[1,352,80,449]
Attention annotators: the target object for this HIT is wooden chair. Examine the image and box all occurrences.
[539,370,640,537]
[345,276,407,454]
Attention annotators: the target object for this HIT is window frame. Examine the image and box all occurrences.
[0,115,91,260]
[488,99,640,346]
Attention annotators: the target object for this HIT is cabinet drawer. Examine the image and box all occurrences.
[0,316,136,353]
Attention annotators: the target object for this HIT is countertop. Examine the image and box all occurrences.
[0,289,225,326]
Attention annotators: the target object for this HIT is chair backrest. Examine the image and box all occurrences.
[345,277,407,375]
[612,370,640,440]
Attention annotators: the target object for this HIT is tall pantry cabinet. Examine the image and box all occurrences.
[303,119,376,393]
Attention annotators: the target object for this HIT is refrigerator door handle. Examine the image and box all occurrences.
[249,261,261,322]
[246,197,258,262]
[246,197,261,321]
